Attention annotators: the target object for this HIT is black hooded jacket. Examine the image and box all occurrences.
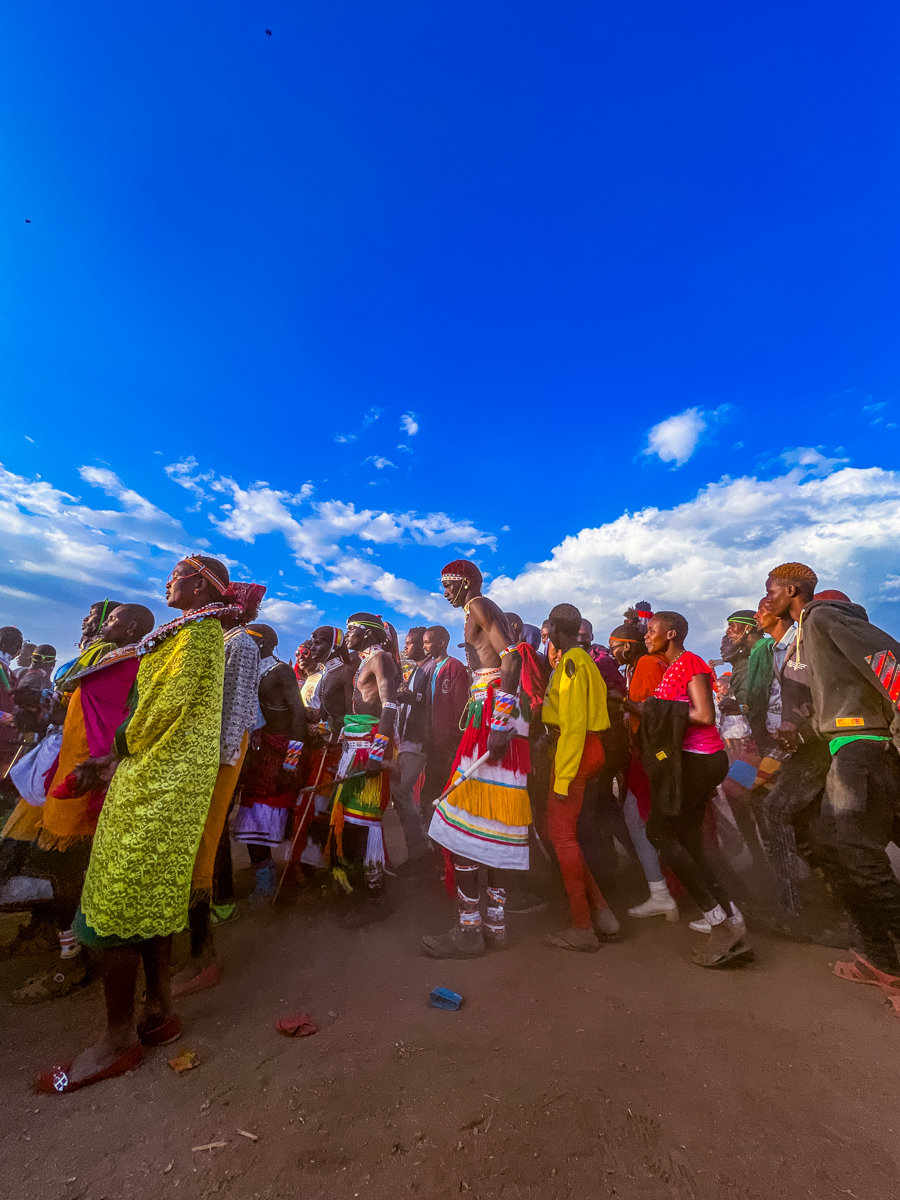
[800,599,900,744]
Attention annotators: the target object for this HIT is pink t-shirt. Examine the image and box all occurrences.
[654,651,724,755]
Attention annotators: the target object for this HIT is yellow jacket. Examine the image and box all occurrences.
[542,647,610,795]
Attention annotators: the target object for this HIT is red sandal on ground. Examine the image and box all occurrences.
[35,1042,144,1095]
[832,951,900,1018]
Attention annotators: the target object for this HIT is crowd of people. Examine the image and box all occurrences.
[2,553,900,1095]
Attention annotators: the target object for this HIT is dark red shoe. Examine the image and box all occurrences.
[138,1013,182,1046]
[35,1042,144,1095]
[171,960,221,998]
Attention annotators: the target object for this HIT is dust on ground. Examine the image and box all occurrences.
[1,847,898,1200]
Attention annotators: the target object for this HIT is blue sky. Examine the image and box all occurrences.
[2,2,899,657]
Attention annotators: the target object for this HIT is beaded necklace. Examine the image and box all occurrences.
[137,603,241,657]
[66,643,139,682]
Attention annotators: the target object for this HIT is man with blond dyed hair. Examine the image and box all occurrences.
[765,562,900,1009]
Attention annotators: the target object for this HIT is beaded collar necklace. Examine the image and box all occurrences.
[137,603,241,657]
[353,643,384,688]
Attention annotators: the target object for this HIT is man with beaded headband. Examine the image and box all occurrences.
[422,559,528,959]
[326,612,401,927]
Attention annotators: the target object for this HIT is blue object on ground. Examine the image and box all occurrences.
[727,758,758,789]
[429,987,463,1010]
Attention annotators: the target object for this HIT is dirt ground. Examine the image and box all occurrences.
[1,837,899,1200]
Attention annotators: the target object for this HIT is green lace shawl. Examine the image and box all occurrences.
[81,617,224,939]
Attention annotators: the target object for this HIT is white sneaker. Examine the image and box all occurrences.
[689,905,745,935]
[628,894,679,922]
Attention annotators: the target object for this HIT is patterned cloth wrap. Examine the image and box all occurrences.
[326,713,393,873]
[428,667,532,870]
[233,732,304,847]
[78,616,224,942]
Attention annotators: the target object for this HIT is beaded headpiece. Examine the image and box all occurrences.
[183,556,228,596]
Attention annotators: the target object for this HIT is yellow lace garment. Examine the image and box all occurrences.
[81,617,224,939]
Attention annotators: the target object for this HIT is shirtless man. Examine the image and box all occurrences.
[423,559,530,959]
[233,624,308,902]
[306,625,354,739]
[327,613,401,927]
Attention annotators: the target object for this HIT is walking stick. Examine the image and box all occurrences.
[429,748,552,862]
[271,752,368,904]
[272,746,328,906]
[2,742,26,780]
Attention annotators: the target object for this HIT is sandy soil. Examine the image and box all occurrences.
[1,849,899,1200]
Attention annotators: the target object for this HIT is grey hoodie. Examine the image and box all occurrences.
[800,599,900,743]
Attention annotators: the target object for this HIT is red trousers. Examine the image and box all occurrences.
[548,731,607,929]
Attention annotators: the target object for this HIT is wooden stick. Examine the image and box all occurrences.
[431,751,492,807]
[272,747,328,906]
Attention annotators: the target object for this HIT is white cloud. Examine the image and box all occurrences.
[0,463,196,587]
[367,456,396,470]
[165,455,216,510]
[644,407,707,467]
[257,597,323,635]
[320,555,446,620]
[487,457,900,651]
[167,461,496,564]
[0,458,481,644]
[336,406,383,444]
[777,447,848,476]
[0,583,43,602]
[0,461,202,643]
[400,412,419,437]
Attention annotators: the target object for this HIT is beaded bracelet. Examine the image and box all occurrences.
[282,739,304,772]
[498,645,519,659]
[381,701,398,711]
[490,690,517,731]
[367,732,391,762]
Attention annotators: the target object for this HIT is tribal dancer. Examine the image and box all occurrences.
[53,598,124,689]
[3,605,155,1003]
[290,626,353,871]
[423,560,528,959]
[327,613,400,928]
[172,581,266,996]
[233,624,308,902]
[37,555,233,1094]
[0,625,24,792]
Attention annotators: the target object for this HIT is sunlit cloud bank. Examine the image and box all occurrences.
[489,454,900,646]
[4,451,900,655]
